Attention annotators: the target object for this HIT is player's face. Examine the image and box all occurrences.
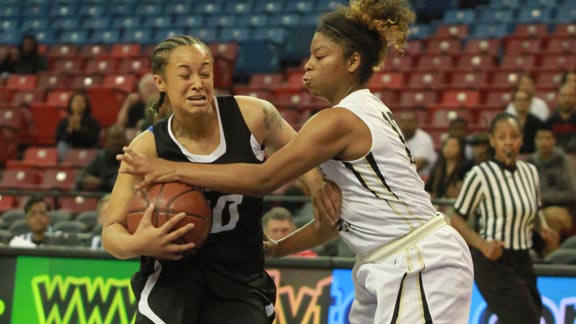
[26,202,50,234]
[303,32,352,104]
[489,118,523,164]
[156,45,214,116]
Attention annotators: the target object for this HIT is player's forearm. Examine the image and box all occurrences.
[102,224,139,259]
[275,220,339,257]
[449,212,485,250]
[174,162,283,196]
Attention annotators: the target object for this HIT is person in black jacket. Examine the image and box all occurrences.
[55,90,101,161]
[0,34,48,75]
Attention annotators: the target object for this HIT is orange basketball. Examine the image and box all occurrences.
[126,182,212,254]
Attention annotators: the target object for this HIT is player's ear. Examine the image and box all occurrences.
[153,74,166,93]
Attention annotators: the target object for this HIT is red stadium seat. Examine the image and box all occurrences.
[415,54,454,72]
[504,38,541,55]
[538,88,558,110]
[425,38,462,55]
[60,148,98,169]
[29,103,62,145]
[454,54,497,71]
[440,90,480,107]
[85,87,126,126]
[489,71,522,90]
[553,24,576,37]
[545,37,576,54]
[535,71,565,89]
[404,40,424,56]
[447,71,489,89]
[372,89,396,105]
[279,108,304,130]
[406,72,445,90]
[539,55,576,71]
[36,72,71,90]
[117,56,151,76]
[368,72,406,90]
[384,54,414,72]
[7,147,59,169]
[51,57,86,74]
[398,90,438,108]
[433,25,469,38]
[58,196,100,214]
[512,24,549,37]
[484,90,512,107]
[209,42,238,63]
[463,39,501,56]
[233,73,284,94]
[83,57,120,74]
[78,44,111,57]
[45,89,74,108]
[5,75,37,91]
[47,44,79,58]
[38,168,79,191]
[110,43,142,57]
[10,89,45,106]
[69,74,104,89]
[102,74,138,94]
[429,108,473,128]
[0,168,42,190]
[500,54,537,71]
[0,195,17,213]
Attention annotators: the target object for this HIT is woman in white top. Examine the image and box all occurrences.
[119,1,473,323]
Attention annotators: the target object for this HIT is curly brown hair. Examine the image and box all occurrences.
[318,0,415,83]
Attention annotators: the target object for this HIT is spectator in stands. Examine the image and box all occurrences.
[137,92,173,132]
[464,132,490,169]
[75,125,127,192]
[440,117,472,159]
[397,108,437,178]
[116,73,158,139]
[55,90,101,161]
[425,136,467,199]
[505,74,549,121]
[510,89,542,154]
[9,194,52,247]
[546,83,576,153]
[91,193,110,250]
[0,34,47,76]
[561,70,576,86]
[262,207,317,257]
[526,124,576,239]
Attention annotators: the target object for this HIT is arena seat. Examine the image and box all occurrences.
[406,71,445,90]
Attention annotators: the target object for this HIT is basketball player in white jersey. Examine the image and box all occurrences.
[119,1,474,322]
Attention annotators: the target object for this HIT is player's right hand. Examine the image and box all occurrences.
[312,180,342,227]
[481,239,505,261]
[130,203,196,261]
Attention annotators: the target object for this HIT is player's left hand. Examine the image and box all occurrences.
[118,146,179,189]
[312,180,342,227]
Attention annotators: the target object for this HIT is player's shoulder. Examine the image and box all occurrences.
[128,130,156,156]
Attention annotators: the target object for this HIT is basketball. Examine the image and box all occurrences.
[126,182,212,253]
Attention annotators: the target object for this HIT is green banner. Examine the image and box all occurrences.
[11,257,139,324]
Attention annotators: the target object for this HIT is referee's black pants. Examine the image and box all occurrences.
[471,247,542,324]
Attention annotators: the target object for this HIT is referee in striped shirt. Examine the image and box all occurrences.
[450,113,556,324]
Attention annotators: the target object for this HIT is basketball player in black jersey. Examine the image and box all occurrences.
[102,35,339,324]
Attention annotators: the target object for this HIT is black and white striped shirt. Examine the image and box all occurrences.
[454,160,541,250]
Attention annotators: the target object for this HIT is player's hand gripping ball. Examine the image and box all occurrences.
[127,182,212,255]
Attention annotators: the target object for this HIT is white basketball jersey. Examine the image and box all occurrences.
[319,89,437,254]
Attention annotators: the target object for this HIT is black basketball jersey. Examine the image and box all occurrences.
[150,96,266,274]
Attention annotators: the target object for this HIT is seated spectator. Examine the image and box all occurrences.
[138,92,173,132]
[505,74,549,121]
[526,125,576,239]
[9,194,52,247]
[546,83,576,153]
[0,34,47,76]
[440,117,472,159]
[116,73,158,139]
[463,132,490,173]
[426,136,468,199]
[91,194,110,250]
[510,89,542,154]
[262,207,317,257]
[55,90,101,161]
[397,108,437,178]
[75,125,127,192]
[562,70,576,86]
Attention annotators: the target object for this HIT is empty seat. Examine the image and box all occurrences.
[1,209,25,228]
[76,210,99,230]
[45,90,73,108]
[504,38,541,55]
[426,38,462,55]
[5,75,37,91]
[47,44,79,58]
[433,24,469,38]
[102,74,138,94]
[38,168,78,191]
[7,146,59,169]
[443,9,475,24]
[29,103,62,145]
[484,90,512,107]
[84,57,120,74]
[516,7,553,24]
[0,169,42,190]
[110,43,142,58]
[9,218,30,236]
[535,71,565,89]
[51,57,85,74]
[545,37,576,54]
[540,55,576,71]
[58,196,100,215]
[37,72,71,90]
[455,54,497,71]
[500,54,537,70]
[118,56,151,76]
[398,90,438,108]
[440,90,480,107]
[60,148,98,168]
[368,72,407,90]
[512,24,549,37]
[463,39,501,56]
[406,72,445,90]
[553,24,576,37]
[545,249,576,265]
[10,89,45,106]
[53,220,88,233]
[448,71,489,89]
[415,54,454,71]
[69,74,104,89]
[470,23,510,39]
[49,209,72,225]
[85,87,126,126]
[0,195,17,214]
